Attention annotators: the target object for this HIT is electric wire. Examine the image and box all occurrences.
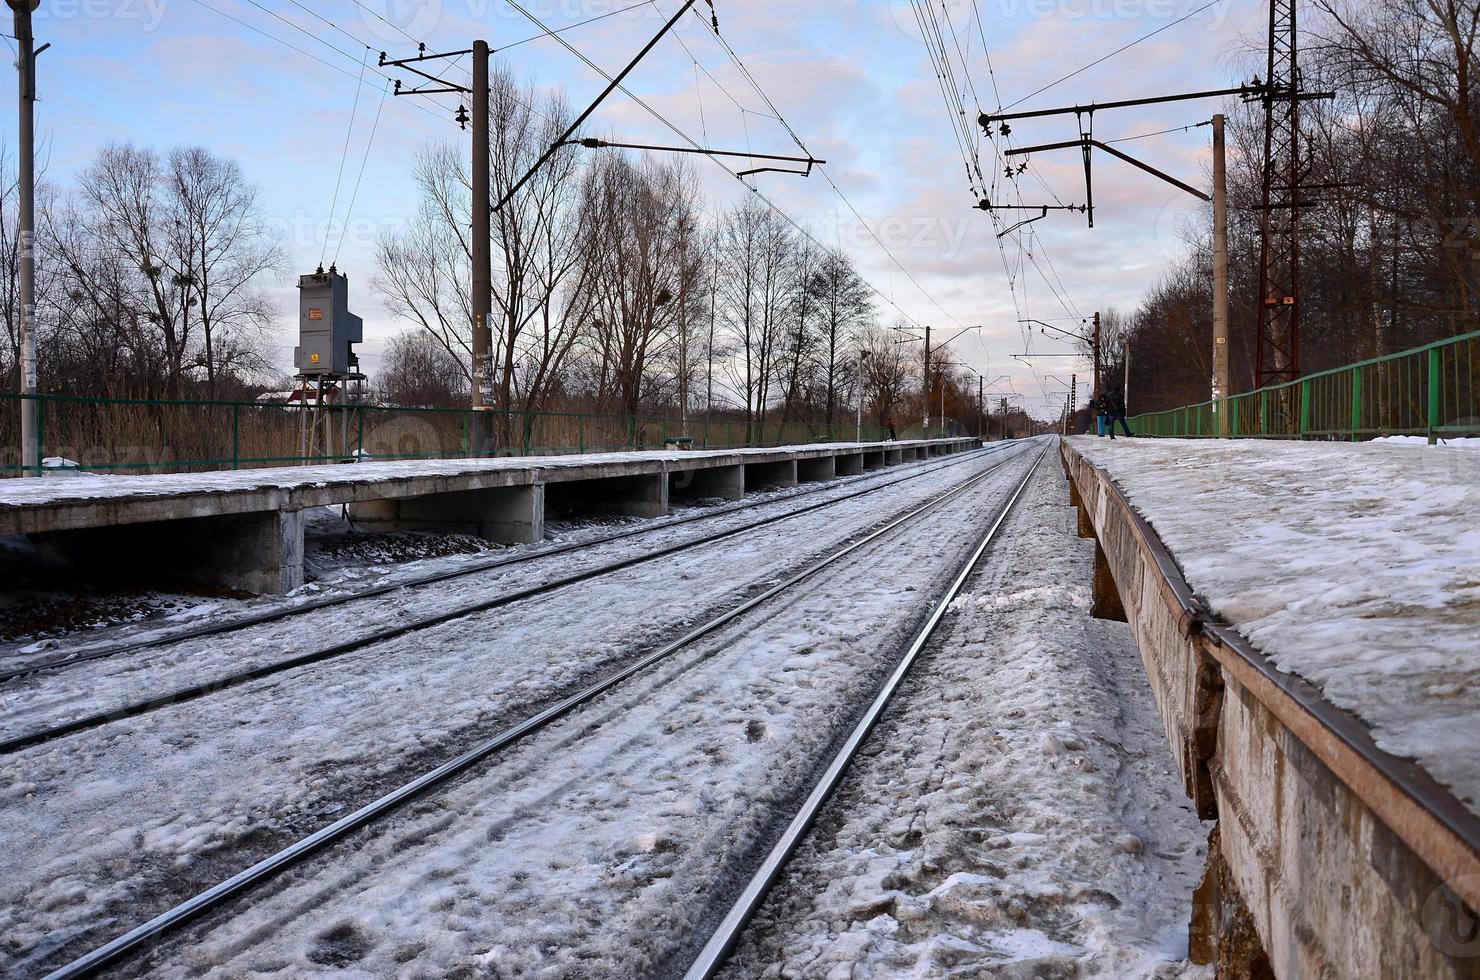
[1001,0,1226,111]
[333,78,392,267]
[321,46,369,268]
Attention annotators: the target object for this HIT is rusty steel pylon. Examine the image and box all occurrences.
[1254,0,1302,392]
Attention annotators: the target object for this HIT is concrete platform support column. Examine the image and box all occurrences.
[37,509,306,595]
[1090,540,1128,621]
[545,473,668,518]
[350,484,543,545]
[835,452,864,476]
[862,450,885,470]
[886,448,903,465]
[797,455,836,482]
[670,464,743,502]
[745,459,798,490]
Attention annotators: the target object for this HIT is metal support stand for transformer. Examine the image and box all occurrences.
[470,39,495,456]
[1212,113,1231,436]
[11,0,39,474]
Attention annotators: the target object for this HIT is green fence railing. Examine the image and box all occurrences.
[1127,329,1480,442]
[0,393,893,476]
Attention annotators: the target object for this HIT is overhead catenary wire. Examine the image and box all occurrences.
[1000,0,1226,111]
[333,78,392,267]
[321,46,370,267]
[675,3,980,334]
[503,0,973,335]
[181,0,457,128]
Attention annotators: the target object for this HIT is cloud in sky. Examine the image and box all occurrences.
[6,0,1262,413]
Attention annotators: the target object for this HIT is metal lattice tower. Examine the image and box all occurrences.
[1255,0,1302,390]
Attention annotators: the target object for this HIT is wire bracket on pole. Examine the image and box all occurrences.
[561,137,824,178]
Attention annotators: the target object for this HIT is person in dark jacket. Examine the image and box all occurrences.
[886,417,897,441]
[1087,395,1105,436]
[1105,388,1133,438]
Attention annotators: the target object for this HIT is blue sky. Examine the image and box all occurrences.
[7,0,1264,414]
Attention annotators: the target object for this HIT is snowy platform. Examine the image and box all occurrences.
[1063,436,1480,977]
[0,438,975,593]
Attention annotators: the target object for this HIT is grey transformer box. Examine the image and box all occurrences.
[294,267,363,376]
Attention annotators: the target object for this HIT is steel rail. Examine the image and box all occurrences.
[40,443,1039,980]
[1,444,999,686]
[0,446,1013,756]
[685,446,1048,979]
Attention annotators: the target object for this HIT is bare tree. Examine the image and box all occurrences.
[377,328,469,407]
[718,200,795,435]
[167,147,284,397]
[809,247,875,425]
[582,153,703,416]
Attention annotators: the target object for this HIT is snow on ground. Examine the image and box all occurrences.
[0,445,1032,977]
[1070,436,1480,816]
[1370,435,1480,449]
[76,447,1044,980]
[720,456,1210,980]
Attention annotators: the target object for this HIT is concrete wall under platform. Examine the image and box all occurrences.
[1061,439,1480,979]
[0,438,978,595]
[350,484,543,546]
[669,463,744,502]
[797,455,836,482]
[744,458,798,490]
[545,472,668,519]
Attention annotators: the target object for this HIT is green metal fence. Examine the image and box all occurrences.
[0,393,891,476]
[1127,329,1480,442]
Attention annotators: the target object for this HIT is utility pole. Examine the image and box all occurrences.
[1212,112,1231,435]
[1120,335,1131,417]
[470,40,493,452]
[1092,311,1102,402]
[10,0,39,474]
[856,349,870,442]
[382,41,493,452]
[922,324,931,435]
[1070,374,1077,433]
[977,374,983,439]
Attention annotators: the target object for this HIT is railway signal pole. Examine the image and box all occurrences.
[10,0,40,473]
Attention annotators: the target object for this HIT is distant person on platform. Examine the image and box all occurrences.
[886,417,898,441]
[1087,395,1104,437]
[1105,388,1133,439]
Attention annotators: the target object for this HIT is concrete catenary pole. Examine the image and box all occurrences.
[922,324,931,435]
[1091,311,1102,404]
[1121,330,1131,417]
[1212,112,1231,436]
[855,349,869,442]
[470,39,494,453]
[11,0,39,473]
[977,374,983,439]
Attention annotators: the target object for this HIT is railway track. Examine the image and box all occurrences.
[35,442,1043,980]
[0,443,1017,757]
[686,446,1047,978]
